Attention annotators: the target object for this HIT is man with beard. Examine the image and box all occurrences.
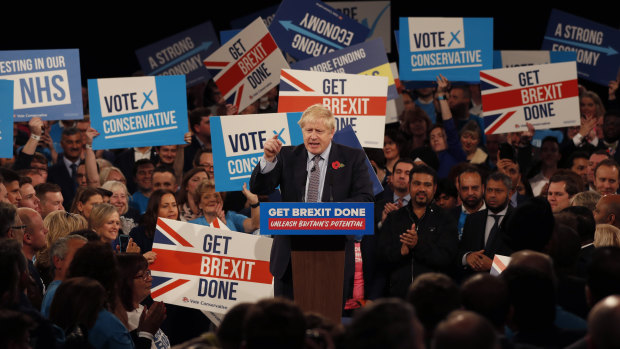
[378,165,458,298]
[458,172,513,276]
[593,194,620,228]
[452,166,485,239]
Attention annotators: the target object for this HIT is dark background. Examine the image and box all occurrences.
[3,3,617,96]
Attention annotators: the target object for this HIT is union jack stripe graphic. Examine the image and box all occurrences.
[279,70,314,92]
[203,61,229,78]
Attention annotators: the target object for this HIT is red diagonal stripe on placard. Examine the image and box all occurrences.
[151,279,189,299]
[150,248,273,284]
[214,34,278,97]
[480,71,512,87]
[280,70,314,92]
[234,84,244,110]
[279,96,387,115]
[204,61,229,67]
[485,111,516,135]
[157,218,193,247]
[493,256,508,273]
[482,79,579,112]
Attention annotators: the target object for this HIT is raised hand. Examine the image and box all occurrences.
[263,134,283,162]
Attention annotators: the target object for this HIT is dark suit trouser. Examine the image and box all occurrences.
[274,265,294,300]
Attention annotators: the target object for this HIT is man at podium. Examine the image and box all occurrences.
[251,104,374,298]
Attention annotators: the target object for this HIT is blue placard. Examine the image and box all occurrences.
[230,5,279,29]
[269,0,370,61]
[292,38,398,100]
[492,51,576,68]
[327,1,392,53]
[260,202,374,235]
[542,9,620,86]
[0,49,83,121]
[398,17,493,82]
[0,80,14,158]
[333,125,382,196]
[211,112,304,192]
[135,22,219,88]
[220,30,241,45]
[88,75,188,150]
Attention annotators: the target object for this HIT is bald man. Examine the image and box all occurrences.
[18,207,48,296]
[593,194,620,228]
[509,250,555,275]
[588,295,620,349]
[502,250,586,348]
[433,310,498,349]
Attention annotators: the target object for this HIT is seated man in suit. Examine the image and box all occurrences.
[250,104,374,298]
[459,172,513,275]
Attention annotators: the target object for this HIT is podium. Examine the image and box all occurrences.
[261,202,373,323]
[291,235,346,322]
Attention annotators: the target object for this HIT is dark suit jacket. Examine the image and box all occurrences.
[458,206,514,274]
[250,142,375,279]
[114,148,157,194]
[47,153,78,210]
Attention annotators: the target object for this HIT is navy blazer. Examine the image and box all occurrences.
[47,153,78,210]
[458,205,514,276]
[250,142,375,279]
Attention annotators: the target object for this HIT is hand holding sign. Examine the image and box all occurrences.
[85,127,100,146]
[436,74,450,93]
[263,134,283,162]
[610,80,618,101]
[28,117,43,137]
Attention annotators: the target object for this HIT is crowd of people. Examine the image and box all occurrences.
[1,56,620,349]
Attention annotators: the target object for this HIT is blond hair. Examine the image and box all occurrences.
[194,179,219,207]
[101,181,130,215]
[594,224,620,247]
[89,203,119,232]
[35,211,88,271]
[99,167,126,186]
[298,104,336,132]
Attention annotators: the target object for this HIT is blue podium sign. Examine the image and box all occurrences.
[260,202,374,235]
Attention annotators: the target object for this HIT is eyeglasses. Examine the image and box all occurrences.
[11,225,27,230]
[134,269,152,281]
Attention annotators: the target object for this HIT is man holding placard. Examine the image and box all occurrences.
[250,104,374,298]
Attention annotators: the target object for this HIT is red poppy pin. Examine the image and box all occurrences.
[332,161,345,170]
